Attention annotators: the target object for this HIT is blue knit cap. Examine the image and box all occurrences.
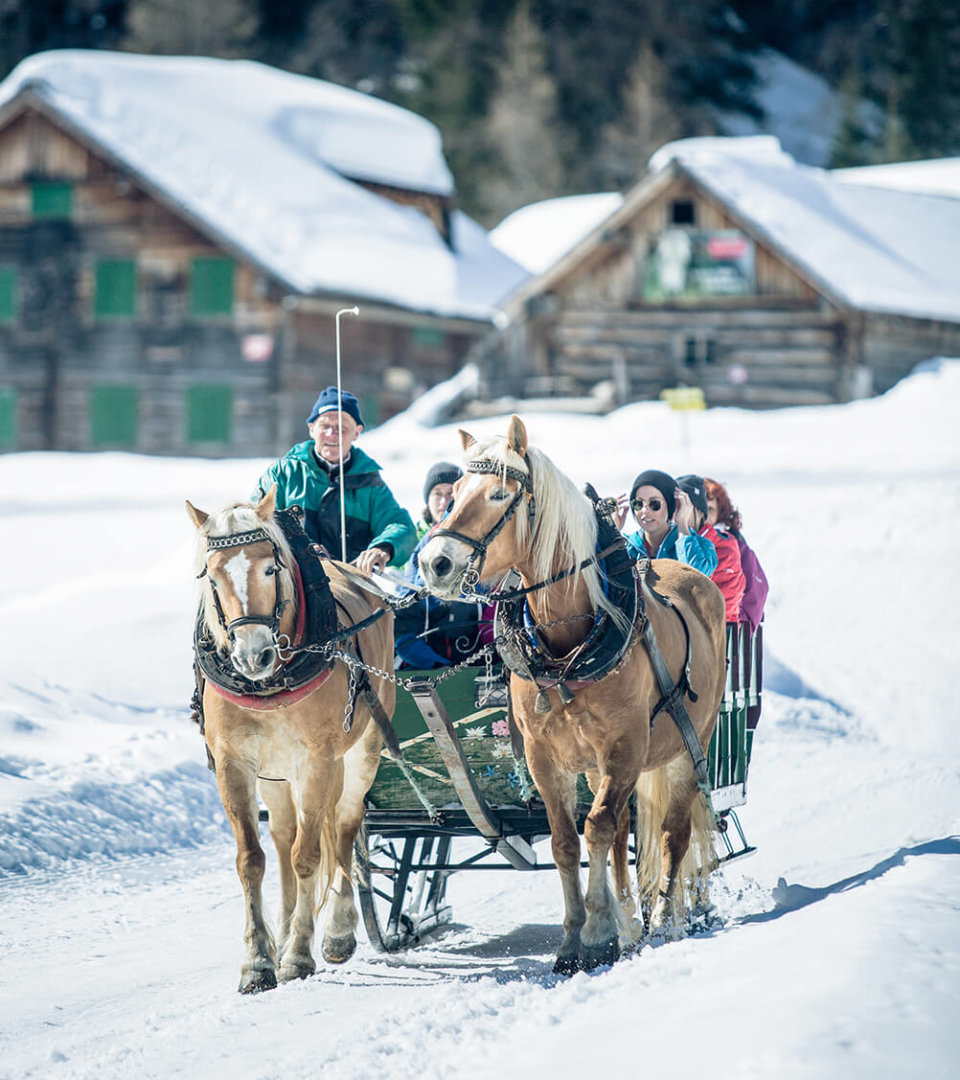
[307,386,364,427]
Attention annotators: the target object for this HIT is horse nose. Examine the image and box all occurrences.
[257,646,275,670]
[431,553,454,581]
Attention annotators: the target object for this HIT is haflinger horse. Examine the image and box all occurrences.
[186,485,393,993]
[418,417,727,973]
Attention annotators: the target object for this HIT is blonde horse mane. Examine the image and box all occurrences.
[466,432,629,630]
[193,501,294,653]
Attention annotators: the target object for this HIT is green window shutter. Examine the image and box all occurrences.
[190,257,234,316]
[187,384,233,443]
[32,182,73,219]
[0,267,15,322]
[411,326,445,348]
[0,388,17,447]
[95,260,137,319]
[90,385,139,448]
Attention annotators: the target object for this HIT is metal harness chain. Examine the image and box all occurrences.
[315,610,595,701]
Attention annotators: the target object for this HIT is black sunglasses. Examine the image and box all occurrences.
[631,496,664,513]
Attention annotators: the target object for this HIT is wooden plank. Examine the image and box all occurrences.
[721,347,837,366]
[551,325,840,348]
[558,306,838,329]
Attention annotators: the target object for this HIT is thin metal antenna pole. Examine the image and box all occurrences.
[335,305,360,561]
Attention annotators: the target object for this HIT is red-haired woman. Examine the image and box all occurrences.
[704,478,769,751]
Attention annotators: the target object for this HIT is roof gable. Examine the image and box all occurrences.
[499,137,960,325]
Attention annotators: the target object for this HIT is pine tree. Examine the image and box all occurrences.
[123,0,259,57]
[597,40,681,189]
[482,0,567,221]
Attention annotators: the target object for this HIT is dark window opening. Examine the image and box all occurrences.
[671,200,696,226]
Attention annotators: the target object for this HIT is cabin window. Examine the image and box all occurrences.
[95,260,137,319]
[190,257,234,316]
[0,388,16,447]
[187,384,233,443]
[0,267,16,322]
[90,385,139,448]
[32,182,73,220]
[670,199,695,226]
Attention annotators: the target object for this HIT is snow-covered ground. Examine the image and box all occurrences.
[1,359,958,1079]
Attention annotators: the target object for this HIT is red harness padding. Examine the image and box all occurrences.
[207,559,334,711]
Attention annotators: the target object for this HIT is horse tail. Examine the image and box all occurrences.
[634,764,671,906]
[313,801,341,915]
[634,759,719,913]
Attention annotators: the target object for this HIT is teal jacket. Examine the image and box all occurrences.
[254,442,416,566]
[625,523,717,576]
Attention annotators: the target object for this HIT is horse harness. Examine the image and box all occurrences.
[194,508,341,705]
[491,485,712,795]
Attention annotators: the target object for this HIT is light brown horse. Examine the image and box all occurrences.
[418,417,726,972]
[186,486,393,992]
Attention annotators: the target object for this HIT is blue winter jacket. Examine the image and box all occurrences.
[625,523,717,576]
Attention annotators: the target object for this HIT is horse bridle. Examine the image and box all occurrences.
[431,457,537,590]
[199,527,292,644]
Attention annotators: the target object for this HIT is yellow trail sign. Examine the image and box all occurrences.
[660,386,706,411]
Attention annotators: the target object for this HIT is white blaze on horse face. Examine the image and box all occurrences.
[224,550,252,614]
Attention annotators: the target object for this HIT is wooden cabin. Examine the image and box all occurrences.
[471,144,960,411]
[0,53,525,455]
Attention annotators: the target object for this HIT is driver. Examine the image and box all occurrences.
[252,386,416,575]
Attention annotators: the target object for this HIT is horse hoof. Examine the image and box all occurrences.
[579,938,620,971]
[322,933,357,965]
[278,959,316,983]
[552,954,580,976]
[238,968,277,994]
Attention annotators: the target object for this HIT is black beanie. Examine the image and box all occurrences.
[630,469,677,517]
[676,474,708,518]
[423,461,463,503]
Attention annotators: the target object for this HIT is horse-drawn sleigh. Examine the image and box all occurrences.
[188,416,757,991]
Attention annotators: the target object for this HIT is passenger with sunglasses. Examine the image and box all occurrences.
[618,468,717,575]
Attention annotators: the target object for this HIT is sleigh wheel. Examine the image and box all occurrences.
[355,832,454,952]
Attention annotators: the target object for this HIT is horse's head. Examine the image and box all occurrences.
[187,485,295,682]
[419,415,537,599]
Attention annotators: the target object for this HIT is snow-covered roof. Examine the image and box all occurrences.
[645,137,960,324]
[490,193,624,274]
[833,157,960,200]
[0,50,528,320]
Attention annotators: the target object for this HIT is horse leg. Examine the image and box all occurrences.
[216,758,277,993]
[322,724,381,964]
[588,770,639,951]
[611,802,642,949]
[528,745,583,974]
[258,779,298,957]
[580,771,636,969]
[279,759,340,983]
